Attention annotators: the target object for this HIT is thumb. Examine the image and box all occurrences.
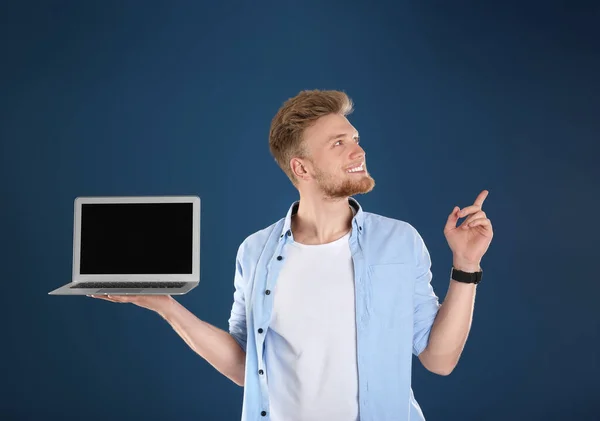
[444,206,460,232]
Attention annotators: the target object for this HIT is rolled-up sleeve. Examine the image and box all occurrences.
[411,227,441,356]
[228,243,248,353]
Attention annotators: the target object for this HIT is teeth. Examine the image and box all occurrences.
[347,164,364,173]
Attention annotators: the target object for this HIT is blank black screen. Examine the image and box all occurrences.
[79,203,193,274]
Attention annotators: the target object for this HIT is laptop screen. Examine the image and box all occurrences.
[79,203,193,275]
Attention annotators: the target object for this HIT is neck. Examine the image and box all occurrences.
[291,194,354,245]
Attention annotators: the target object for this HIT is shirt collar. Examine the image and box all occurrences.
[279,197,365,240]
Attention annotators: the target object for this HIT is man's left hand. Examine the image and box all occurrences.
[444,190,494,271]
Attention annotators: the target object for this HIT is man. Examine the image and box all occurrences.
[91,90,494,421]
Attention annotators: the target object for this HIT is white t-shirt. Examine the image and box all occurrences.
[264,230,359,421]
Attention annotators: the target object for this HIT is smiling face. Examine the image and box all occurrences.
[293,113,375,199]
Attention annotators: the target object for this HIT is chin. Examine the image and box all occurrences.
[325,176,376,198]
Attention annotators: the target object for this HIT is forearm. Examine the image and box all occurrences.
[421,261,479,374]
[156,298,246,386]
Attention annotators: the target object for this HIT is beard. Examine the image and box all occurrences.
[313,165,376,199]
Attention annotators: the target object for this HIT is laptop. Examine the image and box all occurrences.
[48,195,200,296]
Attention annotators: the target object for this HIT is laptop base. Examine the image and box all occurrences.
[48,282,198,295]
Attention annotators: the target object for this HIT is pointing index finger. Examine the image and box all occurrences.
[474,190,489,207]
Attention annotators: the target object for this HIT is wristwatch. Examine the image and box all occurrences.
[451,266,483,284]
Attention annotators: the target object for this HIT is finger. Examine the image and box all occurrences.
[444,206,461,231]
[473,190,489,208]
[89,294,125,303]
[106,294,131,302]
[88,294,109,300]
[461,211,486,228]
[458,205,481,218]
[467,218,492,229]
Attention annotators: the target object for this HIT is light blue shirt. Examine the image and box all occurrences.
[228,197,441,421]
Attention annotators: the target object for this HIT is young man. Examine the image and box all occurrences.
[92,90,493,421]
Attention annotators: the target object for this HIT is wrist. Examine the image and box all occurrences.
[452,258,481,273]
[154,295,177,317]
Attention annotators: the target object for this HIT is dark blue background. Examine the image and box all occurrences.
[2,1,599,420]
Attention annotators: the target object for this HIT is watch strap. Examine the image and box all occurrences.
[451,266,483,284]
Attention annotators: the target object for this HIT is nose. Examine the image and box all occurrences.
[350,143,365,160]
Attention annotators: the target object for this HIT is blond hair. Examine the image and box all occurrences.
[269,89,354,185]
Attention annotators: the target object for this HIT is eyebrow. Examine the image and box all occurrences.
[326,132,360,142]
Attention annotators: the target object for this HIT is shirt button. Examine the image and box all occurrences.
[258,328,263,334]
[261,411,267,416]
[286,230,291,236]
[265,290,271,295]
[259,369,264,375]
[277,255,283,261]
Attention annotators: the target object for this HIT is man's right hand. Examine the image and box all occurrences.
[88,294,173,314]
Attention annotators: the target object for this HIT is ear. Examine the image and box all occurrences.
[291,158,309,181]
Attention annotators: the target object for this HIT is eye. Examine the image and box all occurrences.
[333,136,360,147]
